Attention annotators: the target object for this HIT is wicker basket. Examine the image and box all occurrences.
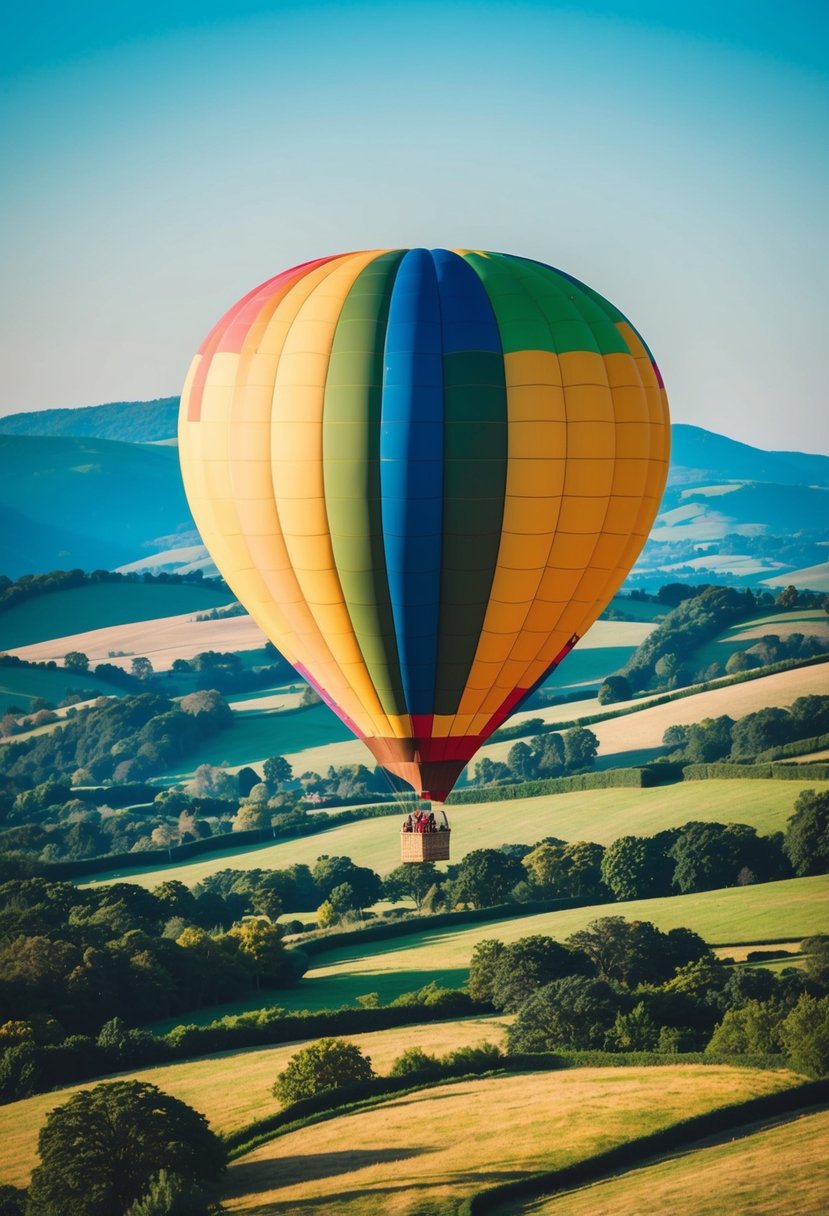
[400,830,451,863]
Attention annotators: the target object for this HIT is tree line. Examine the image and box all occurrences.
[619,584,827,695]
[467,920,829,1075]
[661,695,829,765]
[0,566,226,613]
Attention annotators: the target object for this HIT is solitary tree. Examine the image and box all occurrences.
[263,755,293,793]
[26,1080,225,1216]
[272,1038,374,1103]
[597,675,631,705]
[131,657,154,681]
[63,651,90,673]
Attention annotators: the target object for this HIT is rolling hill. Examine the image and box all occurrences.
[0,397,179,443]
[0,433,197,577]
[1,405,827,585]
[666,424,829,488]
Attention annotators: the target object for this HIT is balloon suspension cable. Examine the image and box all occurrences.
[376,761,426,815]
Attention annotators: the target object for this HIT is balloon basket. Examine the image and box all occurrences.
[401,830,451,863]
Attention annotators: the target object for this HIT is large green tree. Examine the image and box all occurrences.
[312,856,382,908]
[451,849,524,908]
[784,789,829,876]
[566,916,709,987]
[27,1081,225,1216]
[382,863,442,909]
[600,832,676,901]
[779,994,829,1077]
[670,821,784,892]
[562,727,599,772]
[488,935,590,1012]
[507,975,621,1052]
[522,840,606,899]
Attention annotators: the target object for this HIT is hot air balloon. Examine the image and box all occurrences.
[178,248,669,857]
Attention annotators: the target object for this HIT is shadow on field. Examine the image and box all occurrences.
[226,1152,522,1211]
[296,965,471,999]
[594,745,668,770]
[225,1146,428,1196]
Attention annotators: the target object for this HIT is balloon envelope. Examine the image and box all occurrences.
[179,249,669,800]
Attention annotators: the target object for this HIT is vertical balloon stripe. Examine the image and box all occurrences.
[187,257,337,420]
[184,256,377,737]
[456,251,569,727]
[380,249,445,715]
[323,250,409,719]
[514,256,632,354]
[270,250,393,738]
[431,249,508,716]
[481,255,637,703]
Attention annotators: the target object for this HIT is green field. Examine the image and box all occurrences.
[221,1066,798,1215]
[540,645,635,694]
[0,582,232,649]
[0,663,127,713]
[515,1107,829,1216]
[147,874,829,1026]
[161,701,355,778]
[0,1014,510,1188]
[85,778,829,891]
[691,608,829,672]
[604,594,668,623]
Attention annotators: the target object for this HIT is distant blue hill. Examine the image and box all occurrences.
[0,433,195,579]
[1,399,827,586]
[1,399,827,489]
[667,423,829,488]
[0,397,179,444]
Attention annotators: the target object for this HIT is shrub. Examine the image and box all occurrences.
[272,1037,375,1103]
[389,1047,442,1078]
[443,1041,503,1072]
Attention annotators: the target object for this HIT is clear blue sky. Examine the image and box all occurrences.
[1,1,827,453]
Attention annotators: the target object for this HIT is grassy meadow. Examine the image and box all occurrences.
[532,621,655,696]
[84,778,829,889]
[221,1065,799,1215]
[161,702,356,778]
[514,1107,829,1216]
[0,1014,512,1188]
[690,608,829,672]
[0,582,233,650]
[480,661,829,770]
[0,664,128,713]
[146,874,829,1026]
